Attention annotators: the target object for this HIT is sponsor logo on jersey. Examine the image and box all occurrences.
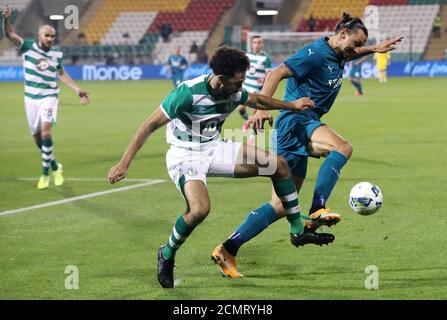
[36,59,50,71]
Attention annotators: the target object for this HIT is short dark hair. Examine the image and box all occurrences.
[209,46,250,77]
[335,12,368,37]
[251,35,262,41]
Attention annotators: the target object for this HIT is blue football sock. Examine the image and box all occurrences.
[223,203,278,256]
[310,150,348,213]
[351,80,361,92]
[357,82,363,94]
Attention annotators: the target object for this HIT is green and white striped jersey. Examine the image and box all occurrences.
[243,51,272,93]
[161,74,249,148]
[19,39,63,100]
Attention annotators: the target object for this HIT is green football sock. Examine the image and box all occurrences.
[162,214,195,260]
[273,178,304,236]
[41,138,57,175]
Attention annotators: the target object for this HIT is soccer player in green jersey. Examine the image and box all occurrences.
[2,4,89,189]
[109,46,334,288]
[239,36,272,145]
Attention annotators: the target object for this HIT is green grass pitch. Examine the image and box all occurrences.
[0,77,446,299]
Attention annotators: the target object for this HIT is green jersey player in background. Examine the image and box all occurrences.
[239,35,272,145]
[108,46,334,288]
[2,4,90,189]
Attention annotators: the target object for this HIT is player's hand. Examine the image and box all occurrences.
[78,90,90,105]
[108,163,127,184]
[2,4,12,18]
[248,110,273,134]
[375,36,404,53]
[290,97,315,112]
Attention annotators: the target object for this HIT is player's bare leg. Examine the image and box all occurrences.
[158,180,210,288]
[306,125,352,221]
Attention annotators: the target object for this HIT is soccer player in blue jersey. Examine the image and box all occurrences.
[349,56,368,96]
[167,47,188,87]
[212,13,402,276]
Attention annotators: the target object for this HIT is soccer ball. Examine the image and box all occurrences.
[349,182,383,215]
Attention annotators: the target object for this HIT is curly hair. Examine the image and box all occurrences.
[335,12,368,37]
[209,46,250,77]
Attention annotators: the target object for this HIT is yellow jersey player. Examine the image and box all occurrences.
[374,51,391,83]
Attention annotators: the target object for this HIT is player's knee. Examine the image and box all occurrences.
[338,141,353,159]
[41,132,51,140]
[274,156,290,179]
[40,127,52,140]
[188,203,210,225]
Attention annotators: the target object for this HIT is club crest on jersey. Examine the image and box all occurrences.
[36,58,50,71]
[185,167,198,176]
[249,66,256,75]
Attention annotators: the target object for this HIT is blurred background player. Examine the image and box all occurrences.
[238,35,272,145]
[349,56,368,96]
[374,51,391,83]
[167,47,188,87]
[2,4,89,189]
[432,13,441,39]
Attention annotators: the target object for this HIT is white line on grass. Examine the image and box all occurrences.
[8,177,154,182]
[0,179,165,217]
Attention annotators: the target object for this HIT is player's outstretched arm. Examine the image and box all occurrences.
[57,69,90,105]
[108,107,171,184]
[246,93,315,112]
[246,63,295,133]
[346,36,404,61]
[245,94,315,134]
[2,4,23,48]
[261,63,293,97]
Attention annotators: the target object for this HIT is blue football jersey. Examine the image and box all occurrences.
[282,37,345,117]
[168,55,188,76]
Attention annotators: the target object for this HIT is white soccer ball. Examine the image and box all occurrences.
[349,182,383,215]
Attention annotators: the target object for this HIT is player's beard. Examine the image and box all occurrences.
[342,47,356,60]
[39,41,52,52]
[212,86,232,100]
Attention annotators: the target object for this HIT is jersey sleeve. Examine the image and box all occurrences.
[236,88,249,105]
[284,48,323,82]
[264,55,272,69]
[57,53,64,70]
[182,56,188,65]
[19,39,34,54]
[161,84,193,119]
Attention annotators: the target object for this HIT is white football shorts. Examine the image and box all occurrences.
[166,139,242,192]
[24,96,59,135]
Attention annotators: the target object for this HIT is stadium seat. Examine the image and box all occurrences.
[296,0,441,61]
